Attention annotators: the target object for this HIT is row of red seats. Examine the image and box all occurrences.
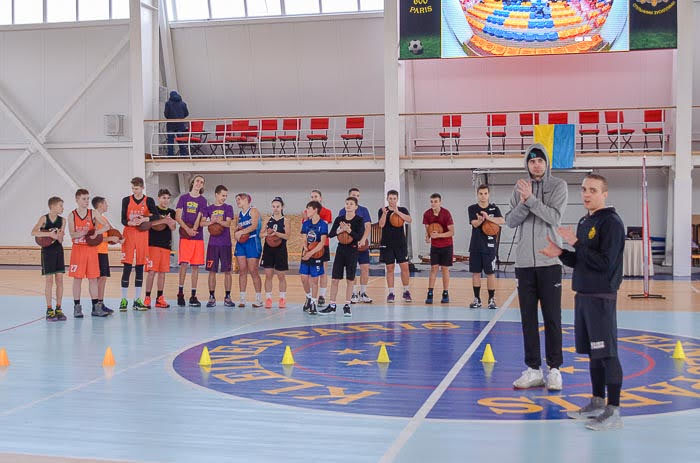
[172,117,366,156]
[440,110,666,154]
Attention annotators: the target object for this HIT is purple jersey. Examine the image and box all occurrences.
[176,193,208,240]
[206,203,234,246]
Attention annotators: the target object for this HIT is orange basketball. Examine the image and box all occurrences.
[265,229,282,248]
[337,231,353,245]
[357,241,369,252]
[107,228,123,241]
[237,227,250,243]
[35,236,56,248]
[427,223,444,237]
[85,229,104,246]
[312,247,325,259]
[208,223,225,236]
[305,244,324,259]
[389,213,404,228]
[482,220,500,236]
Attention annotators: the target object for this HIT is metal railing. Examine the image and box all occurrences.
[145,114,382,161]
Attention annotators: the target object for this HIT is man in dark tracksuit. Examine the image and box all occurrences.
[540,174,625,431]
[164,91,189,156]
[505,144,568,391]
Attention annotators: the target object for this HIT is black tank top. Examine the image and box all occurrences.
[266,216,286,248]
[41,214,63,251]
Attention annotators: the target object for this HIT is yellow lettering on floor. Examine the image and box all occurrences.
[266,330,314,339]
[626,382,700,399]
[619,391,671,408]
[477,397,543,415]
[422,322,460,330]
[294,386,380,405]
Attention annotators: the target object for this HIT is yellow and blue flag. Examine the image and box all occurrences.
[534,124,575,169]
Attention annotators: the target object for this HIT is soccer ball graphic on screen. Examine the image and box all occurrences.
[408,40,423,55]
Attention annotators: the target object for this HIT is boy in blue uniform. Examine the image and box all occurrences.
[300,201,328,315]
[234,193,263,308]
[539,174,625,431]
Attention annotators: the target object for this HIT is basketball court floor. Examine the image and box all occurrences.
[0,269,698,463]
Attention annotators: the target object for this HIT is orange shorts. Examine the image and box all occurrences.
[179,238,205,266]
[69,245,100,279]
[122,227,149,265]
[147,246,171,273]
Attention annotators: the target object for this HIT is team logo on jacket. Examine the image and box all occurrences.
[588,226,596,239]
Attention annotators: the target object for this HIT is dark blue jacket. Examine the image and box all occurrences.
[164,91,189,131]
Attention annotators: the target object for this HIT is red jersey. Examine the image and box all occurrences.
[72,209,94,246]
[422,207,454,248]
[125,195,151,231]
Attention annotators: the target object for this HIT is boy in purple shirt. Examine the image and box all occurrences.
[204,185,234,307]
[175,175,208,307]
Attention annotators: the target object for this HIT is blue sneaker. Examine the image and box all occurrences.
[387,293,395,303]
[441,291,450,304]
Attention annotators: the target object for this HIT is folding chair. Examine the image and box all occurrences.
[439,115,461,155]
[547,112,568,124]
[225,120,250,155]
[174,121,206,155]
[259,119,278,154]
[486,114,507,154]
[578,111,600,152]
[205,124,227,156]
[278,118,300,155]
[605,111,635,151]
[519,112,539,153]
[642,110,664,152]
[306,118,329,155]
[340,117,365,155]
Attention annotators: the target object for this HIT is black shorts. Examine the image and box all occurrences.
[380,243,408,265]
[430,245,453,267]
[261,244,289,271]
[469,252,496,275]
[321,246,331,263]
[574,293,618,359]
[41,248,65,276]
[357,249,370,265]
[332,246,358,280]
[98,253,111,277]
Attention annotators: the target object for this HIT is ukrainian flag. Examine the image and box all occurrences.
[534,124,575,169]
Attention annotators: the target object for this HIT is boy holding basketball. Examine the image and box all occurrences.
[320,197,364,317]
[422,193,454,304]
[68,189,108,317]
[31,196,67,320]
[378,189,412,303]
[144,189,177,309]
[261,197,290,309]
[92,197,120,314]
[300,201,328,315]
[234,193,263,308]
[309,189,332,305]
[468,185,504,309]
[342,188,373,304]
[205,185,234,307]
[120,177,158,311]
[176,175,208,307]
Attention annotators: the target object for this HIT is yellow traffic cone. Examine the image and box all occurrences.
[281,346,295,365]
[198,346,212,367]
[481,343,496,363]
[102,347,115,367]
[671,341,686,360]
[0,348,9,367]
[377,344,391,363]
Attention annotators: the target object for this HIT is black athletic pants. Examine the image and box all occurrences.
[515,265,563,369]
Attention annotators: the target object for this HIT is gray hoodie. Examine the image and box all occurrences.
[505,143,568,268]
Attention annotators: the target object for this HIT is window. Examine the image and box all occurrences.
[360,0,382,11]
[321,0,357,13]
[174,0,209,20]
[79,0,109,21]
[247,0,281,17]
[112,0,130,19]
[284,0,320,15]
[211,0,245,19]
[14,0,43,24]
[0,0,11,25]
[47,0,77,23]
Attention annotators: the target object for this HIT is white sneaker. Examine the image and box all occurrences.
[350,293,359,304]
[360,293,372,303]
[546,368,563,391]
[513,368,545,389]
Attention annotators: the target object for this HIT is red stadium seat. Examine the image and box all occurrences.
[174,120,206,155]
[519,112,539,152]
[578,111,600,152]
[547,112,568,124]
[278,118,300,154]
[439,115,461,155]
[340,117,365,155]
[205,123,226,156]
[487,114,507,154]
[604,111,635,151]
[259,119,278,154]
[306,117,329,154]
[642,110,664,151]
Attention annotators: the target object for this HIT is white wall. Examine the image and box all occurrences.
[0,23,132,245]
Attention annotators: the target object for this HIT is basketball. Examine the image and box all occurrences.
[389,212,404,228]
[151,223,167,231]
[208,222,225,236]
[427,223,444,237]
[357,241,369,252]
[237,227,250,244]
[179,223,194,239]
[106,228,123,241]
[265,229,282,248]
[137,221,151,231]
[85,230,103,246]
[311,246,324,259]
[337,231,353,245]
[482,220,500,236]
[35,236,55,248]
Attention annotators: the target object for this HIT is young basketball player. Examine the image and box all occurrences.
[539,174,625,430]
[68,189,108,317]
[320,197,364,317]
[31,196,67,320]
[422,193,455,304]
[92,196,119,314]
[261,197,290,309]
[120,177,158,311]
[234,193,263,308]
[468,185,504,309]
[309,189,332,305]
[341,188,372,304]
[378,189,412,303]
[300,201,328,315]
[176,175,208,307]
[144,189,177,309]
[205,185,234,308]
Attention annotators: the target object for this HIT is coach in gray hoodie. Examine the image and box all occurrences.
[505,143,568,391]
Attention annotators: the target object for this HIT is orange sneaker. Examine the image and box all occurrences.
[155,295,170,308]
[143,296,152,309]
[264,298,273,309]
[278,298,286,309]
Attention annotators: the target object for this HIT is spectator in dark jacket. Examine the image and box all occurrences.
[164,91,189,156]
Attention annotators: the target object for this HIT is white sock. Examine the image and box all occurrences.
[330,300,336,306]
[319,287,327,297]
[121,287,128,299]
[403,286,410,292]
[345,300,351,305]
[361,285,367,294]
[266,292,272,299]
[240,293,246,302]
[280,292,286,299]
[310,297,316,304]
[256,293,262,302]
[353,285,359,295]
[387,287,395,295]
[135,287,142,299]
[305,292,312,299]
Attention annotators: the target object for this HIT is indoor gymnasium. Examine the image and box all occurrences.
[0,0,699,462]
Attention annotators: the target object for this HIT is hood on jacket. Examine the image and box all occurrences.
[524,143,551,180]
[169,91,182,102]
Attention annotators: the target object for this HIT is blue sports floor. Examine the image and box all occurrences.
[0,280,699,463]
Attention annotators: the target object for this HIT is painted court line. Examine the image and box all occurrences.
[378,288,519,463]
[0,316,44,333]
[691,285,700,294]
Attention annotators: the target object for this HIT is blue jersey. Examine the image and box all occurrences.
[238,208,261,239]
[301,218,329,247]
[339,205,371,224]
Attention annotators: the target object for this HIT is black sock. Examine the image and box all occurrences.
[74,299,80,306]
[157,290,163,298]
[473,286,481,299]
[178,286,184,295]
[121,263,133,287]
[56,305,61,310]
[191,289,197,297]
[590,359,606,399]
[603,356,623,406]
[91,299,98,308]
[98,299,103,303]
[225,290,231,298]
[210,290,215,297]
[146,291,151,297]
[488,289,495,299]
[607,384,622,407]
[442,290,449,295]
